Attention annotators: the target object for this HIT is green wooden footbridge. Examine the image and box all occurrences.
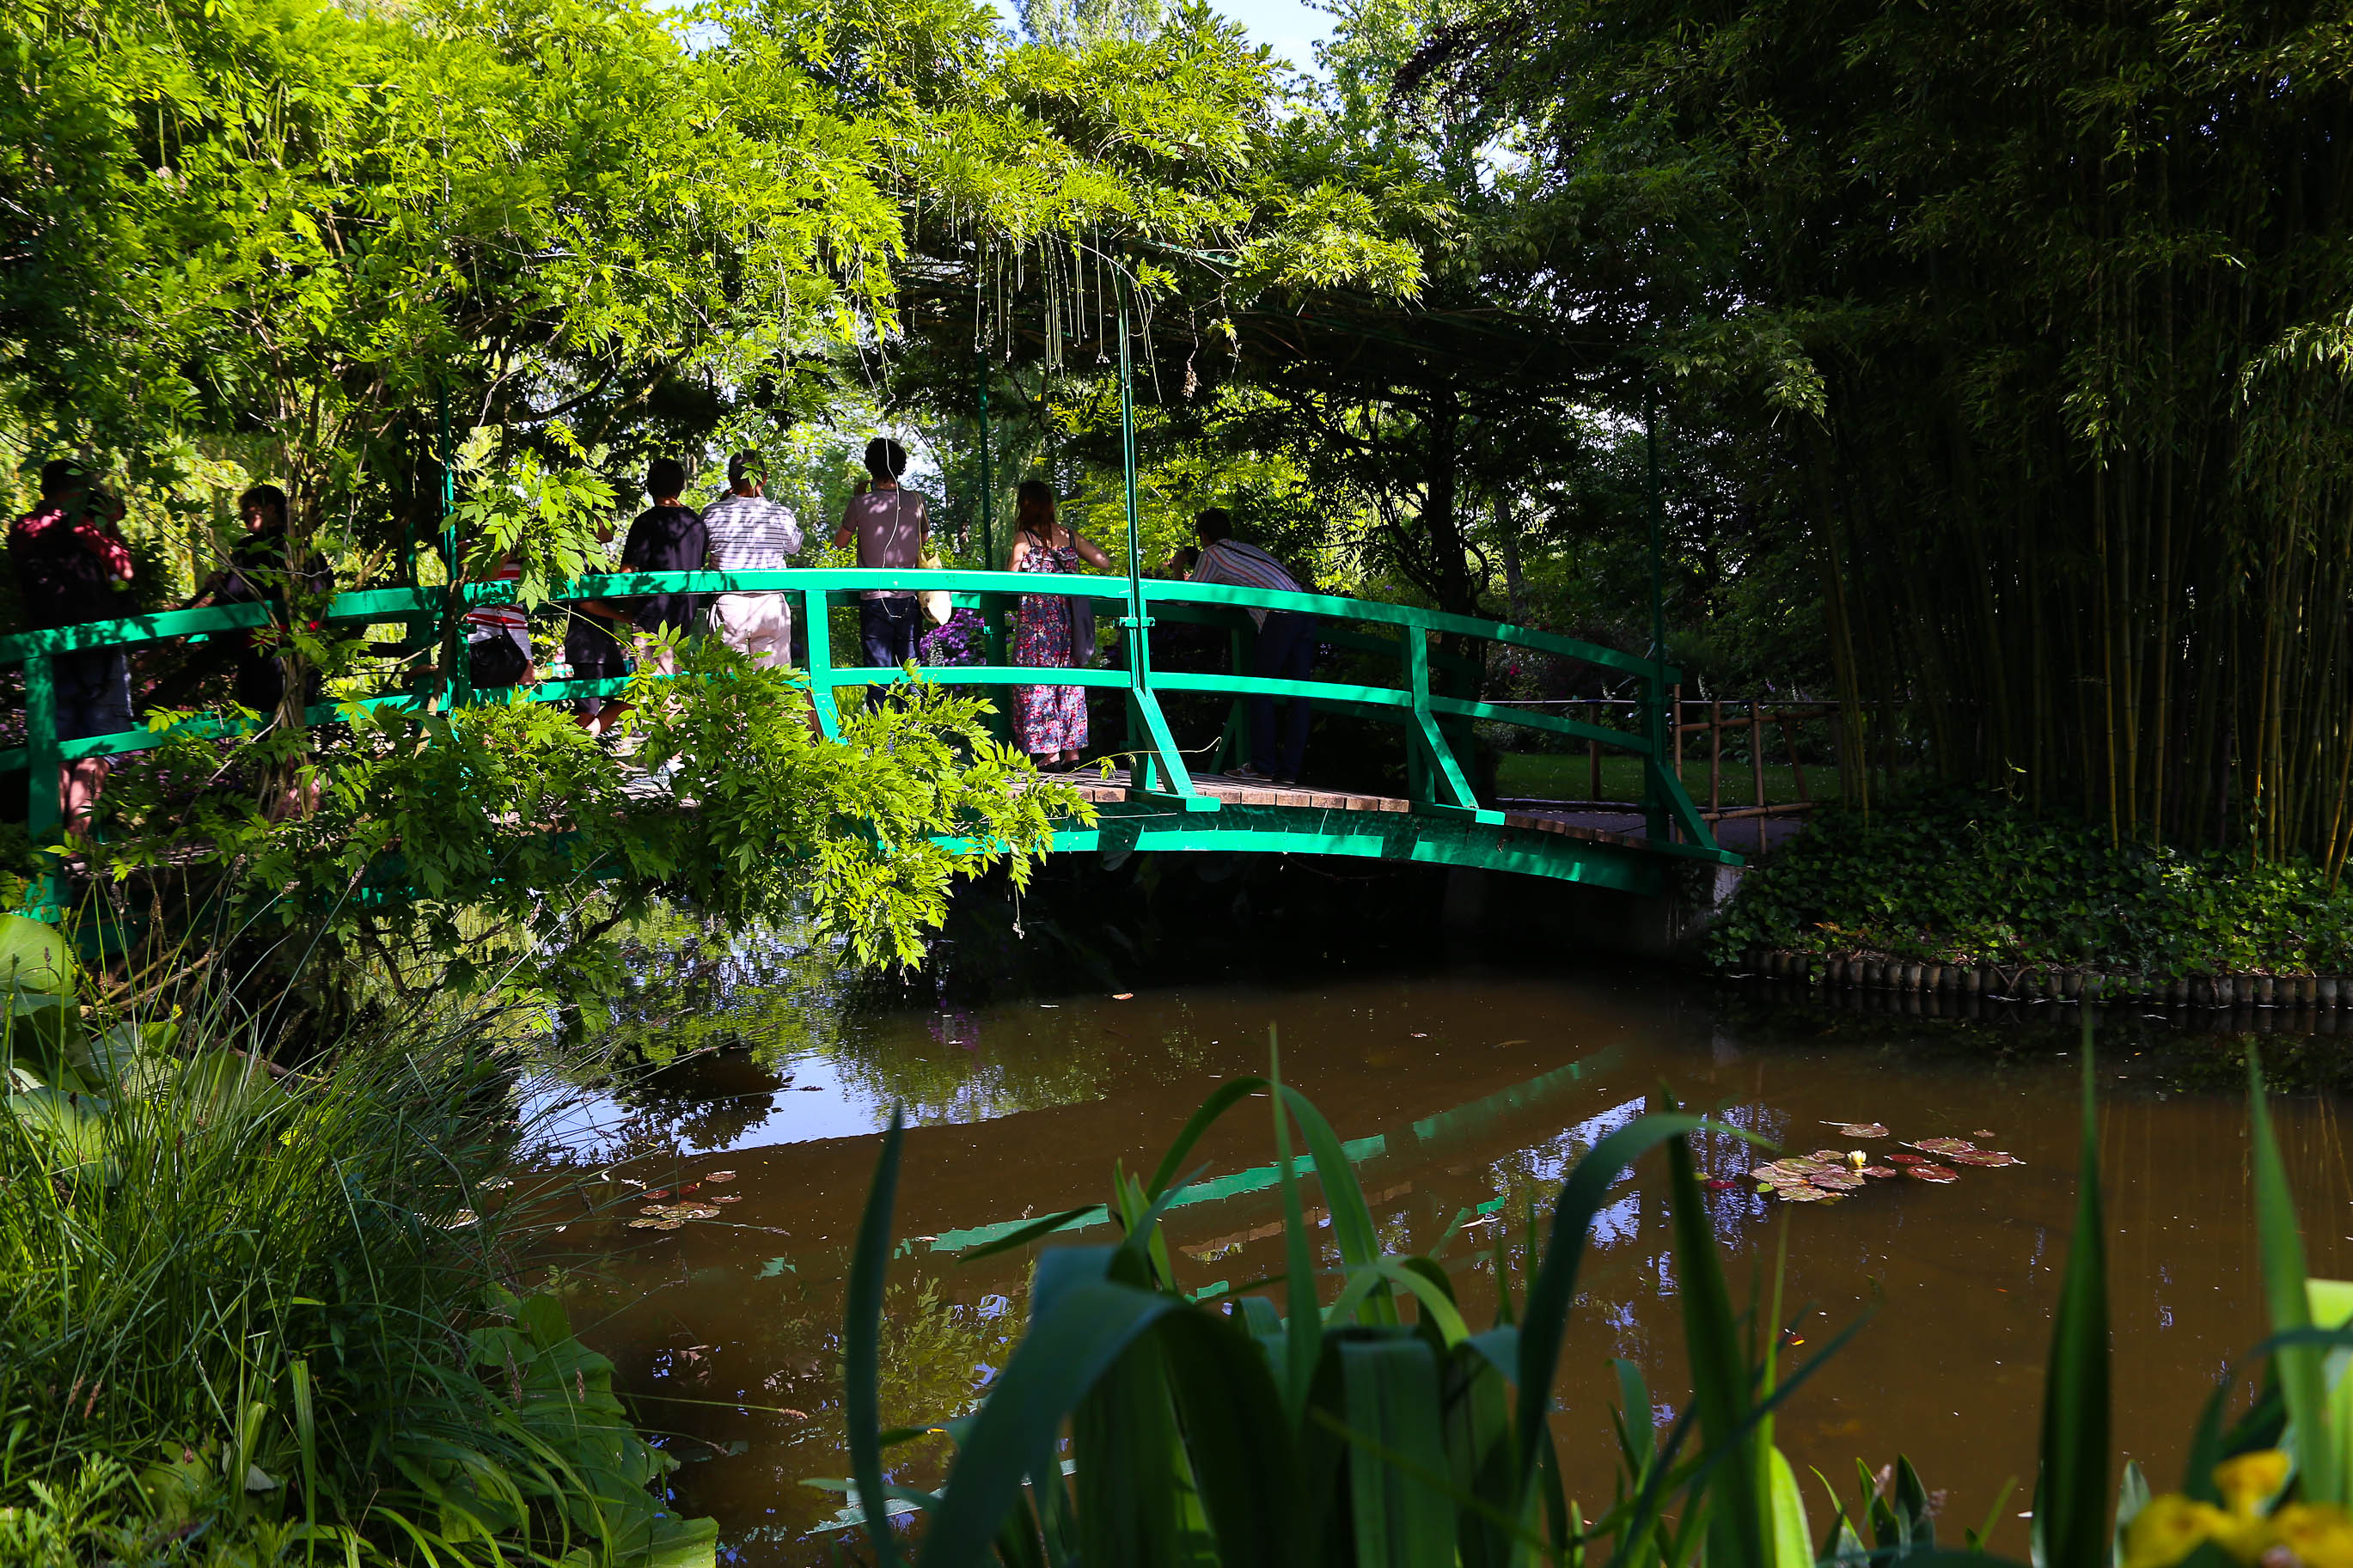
[1,312,1733,916]
[0,564,1734,918]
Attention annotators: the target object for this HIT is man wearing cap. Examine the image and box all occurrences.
[700,450,804,669]
[9,459,136,836]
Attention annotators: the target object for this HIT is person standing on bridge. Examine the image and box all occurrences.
[9,459,135,838]
[621,457,709,678]
[831,437,929,678]
[1183,508,1314,785]
[1006,479,1110,769]
[700,450,802,669]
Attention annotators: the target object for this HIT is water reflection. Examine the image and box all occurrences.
[531,918,2353,1566]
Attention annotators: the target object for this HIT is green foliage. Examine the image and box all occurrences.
[1405,0,2353,857]
[92,640,1087,1000]
[0,916,711,1565]
[1713,787,2353,977]
[820,1052,1851,1567]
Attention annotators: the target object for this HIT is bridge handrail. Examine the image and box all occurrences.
[0,565,1727,910]
[0,571,1675,686]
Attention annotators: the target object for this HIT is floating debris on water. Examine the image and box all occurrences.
[1971,1130,2000,1139]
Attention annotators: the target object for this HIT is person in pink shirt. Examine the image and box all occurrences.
[9,459,135,836]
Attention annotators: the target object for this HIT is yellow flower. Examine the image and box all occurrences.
[2216,1452,2293,1519]
[2124,1453,2353,1568]
[2124,1494,2234,1568]
[2260,1504,2353,1568]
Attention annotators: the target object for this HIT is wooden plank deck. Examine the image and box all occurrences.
[1062,769,1655,853]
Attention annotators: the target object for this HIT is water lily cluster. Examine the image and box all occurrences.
[1750,1124,2023,1202]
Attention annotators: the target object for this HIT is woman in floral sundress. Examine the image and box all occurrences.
[1006,480,1111,767]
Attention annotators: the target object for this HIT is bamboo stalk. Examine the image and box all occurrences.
[1709,699,1721,813]
[1588,699,1601,802]
[1778,709,1810,802]
[1753,700,1766,814]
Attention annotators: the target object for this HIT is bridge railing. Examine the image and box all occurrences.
[0,567,1727,894]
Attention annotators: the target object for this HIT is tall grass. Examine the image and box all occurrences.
[0,914,712,1565]
[827,1019,2353,1568]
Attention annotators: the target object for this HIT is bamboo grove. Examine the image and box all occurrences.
[1407,0,2353,868]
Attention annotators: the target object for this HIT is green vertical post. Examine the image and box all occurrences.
[1117,299,1153,787]
[24,651,61,918]
[975,351,994,570]
[438,386,470,711]
[976,351,1007,743]
[1641,391,1671,844]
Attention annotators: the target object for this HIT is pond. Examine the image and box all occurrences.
[523,907,2353,1565]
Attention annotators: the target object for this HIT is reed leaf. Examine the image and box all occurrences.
[2037,1035,2111,1568]
[847,1107,907,1565]
[2245,1046,2338,1503]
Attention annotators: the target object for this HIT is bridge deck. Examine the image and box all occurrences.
[1067,769,1655,854]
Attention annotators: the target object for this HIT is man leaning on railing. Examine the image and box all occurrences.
[1178,508,1315,786]
[9,459,135,839]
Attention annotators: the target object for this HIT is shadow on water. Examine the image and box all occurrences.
[524,858,2353,1565]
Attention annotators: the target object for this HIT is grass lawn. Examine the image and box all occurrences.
[1493,751,1834,808]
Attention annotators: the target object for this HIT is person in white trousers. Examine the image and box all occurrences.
[700,451,804,667]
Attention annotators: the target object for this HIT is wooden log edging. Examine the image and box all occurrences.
[1738,947,2350,1010]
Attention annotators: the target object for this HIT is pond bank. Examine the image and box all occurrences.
[1708,785,2353,983]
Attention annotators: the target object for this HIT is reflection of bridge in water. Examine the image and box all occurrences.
[0,567,1736,913]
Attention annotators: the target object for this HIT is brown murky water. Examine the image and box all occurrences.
[526,955,2353,1564]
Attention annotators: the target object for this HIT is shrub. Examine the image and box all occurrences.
[0,913,711,1565]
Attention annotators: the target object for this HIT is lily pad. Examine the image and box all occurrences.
[1703,1177,1737,1193]
[1910,1137,1979,1156]
[673,1205,721,1220]
[1773,1183,1837,1202]
[1888,1152,1931,1166]
[704,1171,736,1183]
[626,1217,683,1230]
[1861,1165,1904,1180]
[643,1188,669,1200]
[1905,1163,1959,1183]
[713,1193,742,1204]
[1947,1150,2023,1167]
[1809,1148,1850,1162]
[1807,1170,1867,1192]
[1971,1130,1999,1139]
[1824,1121,1890,1139]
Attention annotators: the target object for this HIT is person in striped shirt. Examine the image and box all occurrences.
[1184,509,1314,784]
[700,450,804,668]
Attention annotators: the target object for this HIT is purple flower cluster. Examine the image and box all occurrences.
[920,607,986,666]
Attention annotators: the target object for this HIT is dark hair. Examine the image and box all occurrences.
[40,458,91,498]
[727,451,763,486]
[238,483,288,526]
[1195,507,1233,543]
[646,458,687,500]
[864,437,908,481]
[1014,479,1056,541]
